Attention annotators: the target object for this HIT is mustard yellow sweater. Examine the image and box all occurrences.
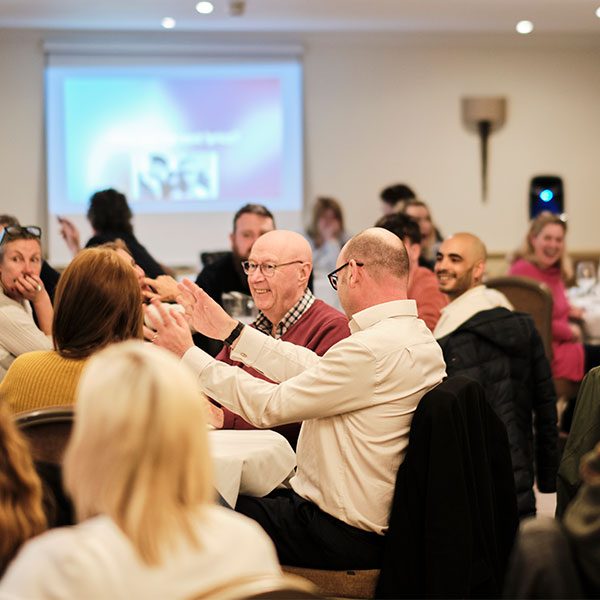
[0,350,88,415]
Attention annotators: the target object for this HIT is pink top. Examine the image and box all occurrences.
[509,258,584,381]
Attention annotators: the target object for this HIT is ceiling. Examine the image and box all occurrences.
[0,0,599,34]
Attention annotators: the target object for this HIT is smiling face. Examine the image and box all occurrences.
[230,213,275,261]
[0,238,42,299]
[434,234,485,301]
[530,223,565,270]
[247,230,311,325]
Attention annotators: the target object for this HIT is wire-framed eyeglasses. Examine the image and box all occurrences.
[241,260,304,278]
[327,261,364,290]
[0,225,42,246]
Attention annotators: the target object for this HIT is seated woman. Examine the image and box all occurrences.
[58,188,169,278]
[0,215,60,301]
[0,225,53,382]
[0,403,47,576]
[0,341,281,598]
[509,211,600,384]
[306,196,349,309]
[0,247,143,413]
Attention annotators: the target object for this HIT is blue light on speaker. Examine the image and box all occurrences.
[540,189,554,202]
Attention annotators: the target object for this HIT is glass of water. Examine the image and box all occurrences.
[576,261,597,295]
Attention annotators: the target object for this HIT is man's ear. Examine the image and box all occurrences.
[228,232,235,249]
[299,263,311,285]
[473,259,486,283]
[348,259,363,288]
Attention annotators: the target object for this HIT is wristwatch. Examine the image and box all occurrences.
[224,321,245,347]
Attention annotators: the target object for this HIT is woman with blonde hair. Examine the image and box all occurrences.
[0,403,46,575]
[0,341,280,598]
[509,211,600,384]
[0,247,143,413]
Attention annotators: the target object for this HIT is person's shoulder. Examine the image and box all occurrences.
[508,258,537,276]
[0,517,126,596]
[10,350,54,367]
[204,505,276,547]
[85,232,114,247]
[309,299,347,322]
[197,253,234,278]
[2,524,88,577]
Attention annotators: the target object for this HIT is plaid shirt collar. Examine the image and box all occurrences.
[253,288,315,339]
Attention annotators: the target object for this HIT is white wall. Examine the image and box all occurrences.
[1,29,599,265]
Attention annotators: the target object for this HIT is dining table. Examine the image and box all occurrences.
[208,429,297,508]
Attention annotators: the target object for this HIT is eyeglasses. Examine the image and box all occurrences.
[0,225,42,246]
[327,261,364,290]
[241,260,304,278]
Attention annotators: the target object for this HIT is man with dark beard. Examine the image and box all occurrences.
[433,232,558,519]
[433,232,512,337]
[195,204,275,306]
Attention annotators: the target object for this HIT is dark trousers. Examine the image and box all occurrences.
[235,489,383,569]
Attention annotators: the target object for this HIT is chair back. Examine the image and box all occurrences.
[194,573,323,600]
[200,251,230,268]
[15,407,75,464]
[486,275,553,361]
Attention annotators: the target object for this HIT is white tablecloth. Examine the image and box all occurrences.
[209,429,296,508]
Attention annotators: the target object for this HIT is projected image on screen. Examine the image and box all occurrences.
[45,59,303,265]
[48,64,300,214]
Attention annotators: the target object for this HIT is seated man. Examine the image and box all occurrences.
[210,230,350,448]
[150,227,446,569]
[196,203,275,306]
[434,232,558,518]
[375,212,447,330]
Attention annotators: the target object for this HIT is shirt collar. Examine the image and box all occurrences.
[253,288,315,339]
[349,299,418,334]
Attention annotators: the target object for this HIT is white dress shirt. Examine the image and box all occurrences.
[182,299,446,534]
[433,285,514,339]
[0,507,280,600]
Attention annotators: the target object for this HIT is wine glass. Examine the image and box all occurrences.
[576,261,597,296]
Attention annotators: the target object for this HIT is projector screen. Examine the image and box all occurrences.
[45,54,303,267]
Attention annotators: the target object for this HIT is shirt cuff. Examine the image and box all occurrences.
[181,345,214,375]
[229,325,269,366]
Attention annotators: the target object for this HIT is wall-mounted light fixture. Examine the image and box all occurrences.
[461,97,507,202]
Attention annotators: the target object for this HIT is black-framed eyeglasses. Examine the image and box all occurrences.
[0,225,42,246]
[327,261,364,290]
[241,260,304,278]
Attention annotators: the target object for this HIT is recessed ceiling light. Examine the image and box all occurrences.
[516,20,534,34]
[196,1,214,14]
[596,6,600,18]
[161,17,176,29]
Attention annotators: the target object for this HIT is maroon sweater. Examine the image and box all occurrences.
[214,299,350,448]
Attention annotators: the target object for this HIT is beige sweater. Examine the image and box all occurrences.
[0,350,88,414]
[0,289,52,381]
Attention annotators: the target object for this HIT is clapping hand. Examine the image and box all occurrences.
[176,279,237,341]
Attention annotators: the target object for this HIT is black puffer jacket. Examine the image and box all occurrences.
[437,307,558,518]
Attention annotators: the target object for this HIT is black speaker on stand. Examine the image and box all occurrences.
[529,175,564,219]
